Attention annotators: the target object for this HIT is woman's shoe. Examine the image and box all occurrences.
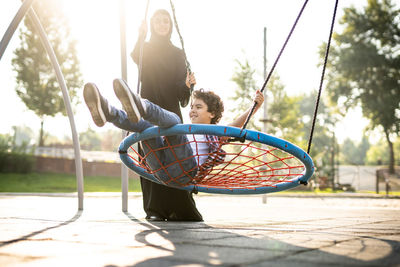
[145,215,166,222]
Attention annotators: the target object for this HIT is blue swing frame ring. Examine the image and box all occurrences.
[119,124,314,194]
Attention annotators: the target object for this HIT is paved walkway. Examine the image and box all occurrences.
[0,193,399,266]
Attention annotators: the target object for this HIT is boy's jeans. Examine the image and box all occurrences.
[109,100,197,187]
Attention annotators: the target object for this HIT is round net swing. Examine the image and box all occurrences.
[119,124,314,194]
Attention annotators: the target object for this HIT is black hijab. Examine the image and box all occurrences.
[140,9,187,118]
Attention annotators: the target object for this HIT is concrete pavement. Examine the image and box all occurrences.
[0,193,399,266]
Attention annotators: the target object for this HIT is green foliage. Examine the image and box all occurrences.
[0,153,35,174]
[12,125,35,147]
[229,59,261,131]
[79,128,102,151]
[365,136,400,165]
[0,132,34,154]
[0,134,12,153]
[340,136,370,165]
[11,0,83,146]
[230,58,338,182]
[268,84,338,179]
[365,140,388,165]
[0,133,35,173]
[267,75,305,146]
[396,137,400,165]
[322,0,400,172]
[101,129,125,151]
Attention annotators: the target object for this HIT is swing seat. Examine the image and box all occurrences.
[119,124,314,194]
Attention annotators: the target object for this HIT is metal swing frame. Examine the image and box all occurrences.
[0,0,84,210]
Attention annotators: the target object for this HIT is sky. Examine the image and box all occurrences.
[1,0,395,146]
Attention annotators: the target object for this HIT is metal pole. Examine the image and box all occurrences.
[28,8,84,210]
[262,27,268,204]
[119,0,129,212]
[0,0,36,60]
[262,27,268,130]
[331,131,336,190]
[136,0,150,95]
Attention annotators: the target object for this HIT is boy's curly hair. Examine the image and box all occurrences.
[192,89,224,124]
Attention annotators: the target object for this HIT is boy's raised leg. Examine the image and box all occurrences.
[83,83,110,127]
[113,79,144,123]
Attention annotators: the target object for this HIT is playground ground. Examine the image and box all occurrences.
[0,192,399,267]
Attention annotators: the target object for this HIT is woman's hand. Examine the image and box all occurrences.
[186,72,196,88]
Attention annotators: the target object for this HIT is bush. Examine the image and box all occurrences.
[0,152,35,173]
[0,133,35,173]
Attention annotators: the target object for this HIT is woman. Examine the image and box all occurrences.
[131,9,202,222]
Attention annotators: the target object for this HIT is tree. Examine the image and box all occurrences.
[101,130,125,152]
[230,59,262,131]
[266,74,305,146]
[12,0,83,146]
[340,136,370,165]
[366,140,389,165]
[230,57,341,186]
[322,0,400,173]
[79,128,102,151]
[12,125,36,147]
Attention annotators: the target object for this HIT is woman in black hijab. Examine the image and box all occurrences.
[131,9,202,222]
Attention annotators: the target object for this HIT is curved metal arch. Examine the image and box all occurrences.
[0,0,35,60]
[0,1,84,210]
[119,124,314,195]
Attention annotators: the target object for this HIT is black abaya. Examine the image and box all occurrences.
[131,32,202,221]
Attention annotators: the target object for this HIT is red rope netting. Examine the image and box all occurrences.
[126,135,305,189]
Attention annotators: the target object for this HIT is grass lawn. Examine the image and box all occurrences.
[1,172,399,196]
[0,172,141,193]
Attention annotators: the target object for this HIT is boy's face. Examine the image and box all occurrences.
[189,98,215,124]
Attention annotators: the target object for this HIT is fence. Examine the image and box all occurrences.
[35,156,138,178]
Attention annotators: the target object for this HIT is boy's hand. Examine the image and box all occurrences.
[219,136,230,143]
[254,90,264,108]
[186,72,196,88]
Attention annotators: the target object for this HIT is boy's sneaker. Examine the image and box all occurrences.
[113,78,144,123]
[83,83,109,127]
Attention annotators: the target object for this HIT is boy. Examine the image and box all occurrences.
[83,79,264,187]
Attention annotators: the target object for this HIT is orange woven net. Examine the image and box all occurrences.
[126,135,305,190]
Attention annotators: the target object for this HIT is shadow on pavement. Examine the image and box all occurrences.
[0,210,82,248]
[111,212,400,267]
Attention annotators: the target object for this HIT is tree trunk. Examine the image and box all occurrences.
[39,119,44,147]
[384,128,395,174]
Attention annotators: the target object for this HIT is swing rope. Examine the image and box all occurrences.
[240,0,339,159]
[240,0,310,133]
[307,0,339,154]
[169,0,195,107]
[169,0,192,74]
[136,0,151,95]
